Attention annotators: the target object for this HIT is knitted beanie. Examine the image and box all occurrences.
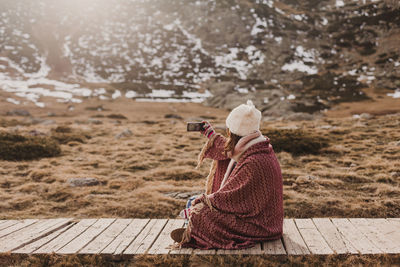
[226,100,261,137]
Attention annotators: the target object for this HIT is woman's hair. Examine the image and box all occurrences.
[224,129,242,155]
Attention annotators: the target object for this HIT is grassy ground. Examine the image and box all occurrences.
[1,254,400,267]
[0,96,399,266]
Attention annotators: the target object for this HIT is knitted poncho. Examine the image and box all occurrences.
[181,134,284,250]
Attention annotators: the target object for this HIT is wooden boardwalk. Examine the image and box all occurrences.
[0,218,399,255]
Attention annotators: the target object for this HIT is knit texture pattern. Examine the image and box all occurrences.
[181,135,284,250]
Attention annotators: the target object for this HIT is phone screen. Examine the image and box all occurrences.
[187,122,204,131]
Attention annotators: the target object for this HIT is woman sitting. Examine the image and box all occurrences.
[172,100,284,250]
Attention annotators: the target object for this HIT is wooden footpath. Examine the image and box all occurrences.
[0,218,399,255]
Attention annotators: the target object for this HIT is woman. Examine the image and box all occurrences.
[172,100,283,250]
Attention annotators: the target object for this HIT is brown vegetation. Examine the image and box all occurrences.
[0,254,399,267]
[0,132,61,161]
[0,99,399,266]
[0,100,399,219]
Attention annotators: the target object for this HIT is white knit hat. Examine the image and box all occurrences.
[226,100,262,136]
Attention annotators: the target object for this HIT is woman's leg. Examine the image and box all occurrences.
[183,195,199,226]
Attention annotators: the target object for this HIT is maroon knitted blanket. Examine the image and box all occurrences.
[181,134,284,250]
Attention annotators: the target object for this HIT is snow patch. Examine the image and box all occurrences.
[387,89,400,99]
[6,98,20,105]
[147,89,174,98]
[336,0,345,7]
[125,90,138,98]
[112,90,121,99]
[251,16,267,36]
[282,61,318,74]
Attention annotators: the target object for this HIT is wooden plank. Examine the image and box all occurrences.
[282,218,310,255]
[0,220,19,231]
[0,218,72,253]
[80,219,132,254]
[0,219,38,239]
[34,219,97,254]
[216,248,226,255]
[14,223,75,254]
[312,218,357,254]
[4,217,398,255]
[169,232,193,256]
[217,243,262,255]
[365,219,400,254]
[295,219,333,255]
[148,219,185,254]
[169,246,192,255]
[57,218,115,254]
[123,219,167,255]
[193,248,216,255]
[263,239,286,255]
[387,218,400,224]
[102,219,149,255]
[173,246,193,255]
[331,218,381,254]
[381,219,400,242]
[349,218,399,254]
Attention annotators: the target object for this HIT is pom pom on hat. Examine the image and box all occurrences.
[226,100,262,136]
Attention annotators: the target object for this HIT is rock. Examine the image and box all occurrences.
[391,172,400,178]
[319,125,333,130]
[68,177,100,187]
[28,118,56,125]
[295,175,318,184]
[115,129,133,139]
[396,141,400,146]
[86,105,105,111]
[47,112,56,117]
[360,113,372,119]
[107,114,127,120]
[88,118,103,125]
[165,191,203,199]
[40,119,56,125]
[277,125,300,130]
[29,118,43,124]
[165,114,183,120]
[208,81,236,95]
[28,130,46,137]
[350,163,357,168]
[6,109,31,117]
[285,112,316,121]
[140,120,157,125]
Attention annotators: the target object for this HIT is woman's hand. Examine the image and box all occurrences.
[201,121,215,139]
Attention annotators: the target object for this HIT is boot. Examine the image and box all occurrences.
[170,228,186,243]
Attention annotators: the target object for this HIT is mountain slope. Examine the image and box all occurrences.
[0,0,399,114]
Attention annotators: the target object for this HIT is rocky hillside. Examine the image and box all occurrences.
[0,0,399,115]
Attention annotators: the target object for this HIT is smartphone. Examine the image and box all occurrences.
[187,122,205,132]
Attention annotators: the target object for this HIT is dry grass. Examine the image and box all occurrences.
[0,132,61,161]
[0,254,399,267]
[0,102,399,219]
[0,99,399,265]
